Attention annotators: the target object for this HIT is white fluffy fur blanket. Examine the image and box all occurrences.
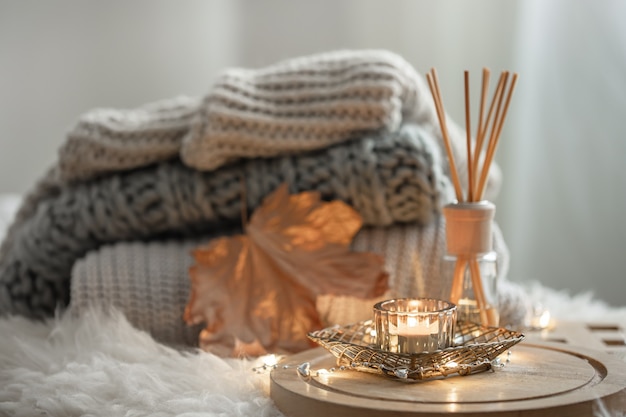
[0,307,282,417]
[1,285,625,417]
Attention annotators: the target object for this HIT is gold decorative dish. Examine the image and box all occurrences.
[307,320,524,380]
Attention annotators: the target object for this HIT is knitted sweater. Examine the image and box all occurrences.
[56,50,500,193]
[0,125,451,318]
[1,50,502,269]
[70,219,522,347]
[0,49,504,321]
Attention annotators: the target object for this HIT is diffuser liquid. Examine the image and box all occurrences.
[457,298,499,326]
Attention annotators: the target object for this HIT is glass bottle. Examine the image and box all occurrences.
[441,201,499,327]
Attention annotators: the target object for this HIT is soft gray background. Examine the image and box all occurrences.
[1,0,624,307]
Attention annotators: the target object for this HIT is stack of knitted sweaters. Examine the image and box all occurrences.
[0,50,518,348]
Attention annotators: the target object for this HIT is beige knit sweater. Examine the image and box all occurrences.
[57,50,500,198]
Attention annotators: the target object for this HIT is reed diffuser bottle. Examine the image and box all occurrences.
[442,201,498,326]
[426,67,518,328]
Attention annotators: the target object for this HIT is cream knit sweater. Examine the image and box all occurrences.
[57,50,500,196]
[70,219,523,348]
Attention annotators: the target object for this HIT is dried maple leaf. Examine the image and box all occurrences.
[184,183,388,357]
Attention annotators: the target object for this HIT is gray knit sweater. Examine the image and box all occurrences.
[0,125,451,318]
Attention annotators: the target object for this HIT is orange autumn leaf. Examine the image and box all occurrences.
[184,183,388,357]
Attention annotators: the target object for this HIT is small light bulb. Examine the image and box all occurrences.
[538,310,551,329]
[262,354,279,367]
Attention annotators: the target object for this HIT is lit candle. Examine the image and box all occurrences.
[374,298,456,354]
[397,315,441,354]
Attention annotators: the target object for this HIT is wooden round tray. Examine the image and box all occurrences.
[270,342,626,416]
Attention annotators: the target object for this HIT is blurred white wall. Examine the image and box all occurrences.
[0,0,241,193]
[499,0,626,308]
[0,0,624,307]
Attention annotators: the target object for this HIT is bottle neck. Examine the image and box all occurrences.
[443,201,495,255]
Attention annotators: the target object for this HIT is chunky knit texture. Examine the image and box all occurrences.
[70,219,520,347]
[59,96,201,182]
[183,49,502,197]
[55,50,501,198]
[181,50,426,170]
[71,239,206,346]
[0,125,451,318]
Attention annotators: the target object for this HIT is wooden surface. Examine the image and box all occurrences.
[524,320,626,358]
[270,341,626,416]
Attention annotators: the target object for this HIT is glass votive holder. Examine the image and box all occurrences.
[374,298,457,354]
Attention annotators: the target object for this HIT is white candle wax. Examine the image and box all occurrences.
[397,317,440,353]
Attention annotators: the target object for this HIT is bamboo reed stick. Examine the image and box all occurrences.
[469,258,489,325]
[464,71,473,202]
[471,72,506,199]
[475,71,509,201]
[426,70,464,202]
[471,68,491,198]
[475,68,490,144]
[476,72,518,200]
[450,259,466,304]
[493,72,519,140]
